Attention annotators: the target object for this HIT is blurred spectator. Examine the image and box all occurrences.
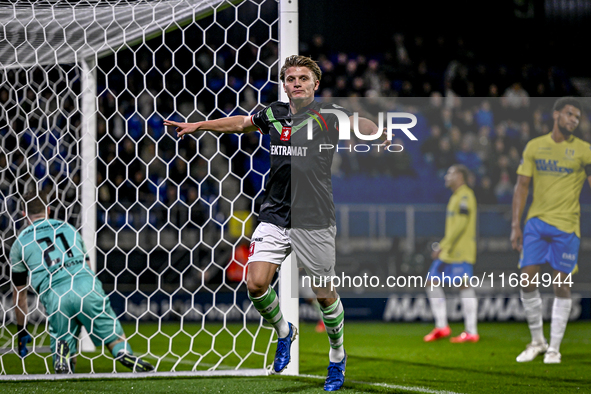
[474,100,494,129]
[441,107,453,131]
[133,171,153,204]
[434,137,455,175]
[115,174,137,207]
[393,33,412,71]
[385,138,416,177]
[448,126,463,152]
[166,186,187,228]
[337,140,361,177]
[507,146,522,171]
[474,176,497,205]
[503,82,530,109]
[494,171,514,204]
[488,84,500,98]
[517,121,531,152]
[502,82,530,122]
[306,34,326,62]
[457,109,476,133]
[455,134,483,177]
[363,59,384,94]
[532,108,548,136]
[170,159,189,187]
[399,80,414,97]
[422,92,444,127]
[334,76,349,97]
[225,240,250,283]
[334,52,348,75]
[421,125,442,165]
[319,58,336,90]
[186,186,207,228]
[474,126,493,163]
[491,155,517,190]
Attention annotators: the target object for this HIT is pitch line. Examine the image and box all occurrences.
[153,356,235,370]
[0,369,268,381]
[300,374,464,394]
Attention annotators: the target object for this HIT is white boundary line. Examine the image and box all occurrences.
[2,371,465,393]
[0,346,52,355]
[0,369,269,381]
[1,369,464,393]
[0,351,464,392]
[300,374,464,394]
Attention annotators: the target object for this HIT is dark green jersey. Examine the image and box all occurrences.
[9,218,93,295]
[251,100,352,229]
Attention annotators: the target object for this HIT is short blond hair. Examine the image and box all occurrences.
[280,55,322,82]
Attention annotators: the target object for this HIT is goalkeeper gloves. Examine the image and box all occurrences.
[17,325,32,358]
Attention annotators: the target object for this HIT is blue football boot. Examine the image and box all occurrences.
[324,351,347,391]
[273,322,297,373]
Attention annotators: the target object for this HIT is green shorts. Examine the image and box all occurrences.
[42,276,124,358]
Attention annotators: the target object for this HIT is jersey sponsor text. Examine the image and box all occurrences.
[535,159,573,174]
[270,145,308,156]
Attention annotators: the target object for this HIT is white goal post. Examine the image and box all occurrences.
[0,0,299,377]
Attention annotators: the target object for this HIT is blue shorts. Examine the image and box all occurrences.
[519,217,579,274]
[427,259,473,285]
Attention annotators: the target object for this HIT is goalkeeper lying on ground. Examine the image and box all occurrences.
[10,191,154,374]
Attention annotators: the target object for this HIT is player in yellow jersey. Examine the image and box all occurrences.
[511,97,591,364]
[424,164,479,343]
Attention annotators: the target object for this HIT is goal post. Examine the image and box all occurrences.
[80,57,98,274]
[0,0,299,377]
[277,0,299,376]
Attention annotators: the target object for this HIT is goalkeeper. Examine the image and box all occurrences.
[165,55,386,391]
[10,191,154,374]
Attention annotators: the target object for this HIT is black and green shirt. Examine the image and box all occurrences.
[251,100,351,229]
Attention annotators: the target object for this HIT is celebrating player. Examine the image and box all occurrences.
[165,55,385,391]
[511,97,591,364]
[10,191,154,374]
[424,164,479,343]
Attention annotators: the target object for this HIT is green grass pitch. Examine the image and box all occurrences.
[1,321,590,393]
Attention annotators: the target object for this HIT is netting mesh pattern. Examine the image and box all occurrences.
[0,0,281,374]
[0,0,225,68]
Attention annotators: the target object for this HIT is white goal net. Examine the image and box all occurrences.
[0,0,287,376]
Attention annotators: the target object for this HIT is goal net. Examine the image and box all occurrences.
[0,0,286,376]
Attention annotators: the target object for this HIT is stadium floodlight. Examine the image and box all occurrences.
[0,0,299,378]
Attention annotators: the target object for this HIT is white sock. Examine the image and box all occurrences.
[427,286,448,328]
[549,297,571,353]
[460,288,477,335]
[521,289,545,344]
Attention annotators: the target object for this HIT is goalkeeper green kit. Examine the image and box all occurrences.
[10,218,124,356]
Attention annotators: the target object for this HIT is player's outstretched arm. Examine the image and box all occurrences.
[352,116,379,136]
[511,175,531,252]
[164,115,258,138]
[350,116,391,146]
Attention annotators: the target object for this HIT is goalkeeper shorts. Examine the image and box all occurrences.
[42,276,125,357]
